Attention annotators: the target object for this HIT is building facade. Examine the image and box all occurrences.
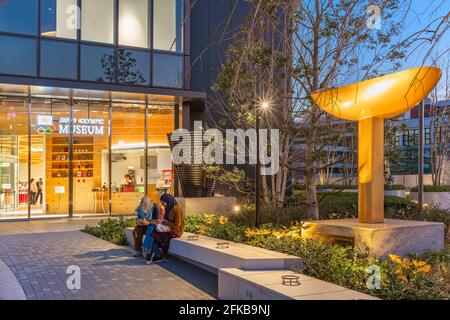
[0,0,249,219]
[390,100,450,187]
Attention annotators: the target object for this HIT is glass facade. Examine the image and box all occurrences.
[153,0,184,52]
[0,0,186,89]
[0,36,37,76]
[153,53,183,88]
[0,96,175,219]
[0,0,191,219]
[0,0,38,35]
[81,0,115,44]
[118,49,150,85]
[41,0,78,39]
[41,40,78,79]
[119,0,150,48]
[81,44,116,83]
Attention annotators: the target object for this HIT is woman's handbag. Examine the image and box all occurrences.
[156,224,171,233]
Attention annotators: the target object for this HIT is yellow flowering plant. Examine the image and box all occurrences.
[388,254,432,283]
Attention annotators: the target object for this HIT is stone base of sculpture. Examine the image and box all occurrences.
[302,219,445,258]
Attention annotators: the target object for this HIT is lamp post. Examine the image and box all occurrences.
[418,100,425,220]
[255,101,269,227]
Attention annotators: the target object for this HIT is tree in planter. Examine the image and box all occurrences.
[385,120,407,185]
[210,0,410,219]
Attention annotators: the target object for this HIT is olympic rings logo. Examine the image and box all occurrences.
[34,125,57,134]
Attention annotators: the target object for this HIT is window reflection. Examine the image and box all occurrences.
[41,40,78,79]
[118,49,150,85]
[81,44,116,83]
[153,54,183,88]
[0,0,38,35]
[0,36,37,76]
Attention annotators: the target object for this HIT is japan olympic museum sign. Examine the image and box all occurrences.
[35,115,105,135]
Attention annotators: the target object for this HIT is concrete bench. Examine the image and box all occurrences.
[219,268,379,300]
[125,228,302,273]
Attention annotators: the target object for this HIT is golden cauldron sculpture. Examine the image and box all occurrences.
[311,67,442,223]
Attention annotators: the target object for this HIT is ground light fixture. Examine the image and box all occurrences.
[311,67,441,223]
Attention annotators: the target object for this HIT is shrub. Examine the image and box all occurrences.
[384,196,419,220]
[83,218,135,245]
[384,184,405,190]
[316,184,358,190]
[186,214,247,243]
[317,192,358,219]
[410,185,450,192]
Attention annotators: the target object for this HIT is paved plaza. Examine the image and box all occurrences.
[0,219,217,300]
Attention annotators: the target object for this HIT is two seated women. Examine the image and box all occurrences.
[132,194,185,264]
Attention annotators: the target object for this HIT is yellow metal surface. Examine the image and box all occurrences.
[311,67,442,223]
[311,67,442,121]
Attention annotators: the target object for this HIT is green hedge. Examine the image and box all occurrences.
[316,184,358,190]
[384,184,406,190]
[316,184,405,190]
[83,218,135,245]
[410,185,450,192]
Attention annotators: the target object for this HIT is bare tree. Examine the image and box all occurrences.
[209,0,425,220]
[429,52,450,185]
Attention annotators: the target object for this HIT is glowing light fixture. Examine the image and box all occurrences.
[311,67,441,223]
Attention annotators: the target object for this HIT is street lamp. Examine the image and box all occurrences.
[255,100,270,227]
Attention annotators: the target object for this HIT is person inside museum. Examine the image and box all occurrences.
[124,174,135,186]
[132,196,162,258]
[36,178,44,205]
[29,178,37,205]
[145,194,185,264]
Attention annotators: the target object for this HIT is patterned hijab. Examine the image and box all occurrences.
[160,193,177,220]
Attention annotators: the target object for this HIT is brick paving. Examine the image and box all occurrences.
[0,231,215,300]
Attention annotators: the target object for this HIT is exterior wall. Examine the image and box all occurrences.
[190,0,250,95]
[176,196,236,216]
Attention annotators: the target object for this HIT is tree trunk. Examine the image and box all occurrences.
[306,138,319,220]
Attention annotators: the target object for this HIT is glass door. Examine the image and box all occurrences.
[111,103,146,215]
[72,101,109,215]
[30,100,70,217]
[0,98,28,219]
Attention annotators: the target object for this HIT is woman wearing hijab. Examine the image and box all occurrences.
[146,193,184,264]
[132,196,161,257]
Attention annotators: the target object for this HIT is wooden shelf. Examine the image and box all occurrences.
[53,143,93,146]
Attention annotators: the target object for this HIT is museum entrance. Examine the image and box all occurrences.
[0,95,175,219]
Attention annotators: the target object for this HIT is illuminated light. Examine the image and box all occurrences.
[111,142,169,151]
[31,145,44,153]
[342,101,352,107]
[261,101,270,109]
[120,15,139,42]
[364,78,397,99]
[233,205,241,213]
